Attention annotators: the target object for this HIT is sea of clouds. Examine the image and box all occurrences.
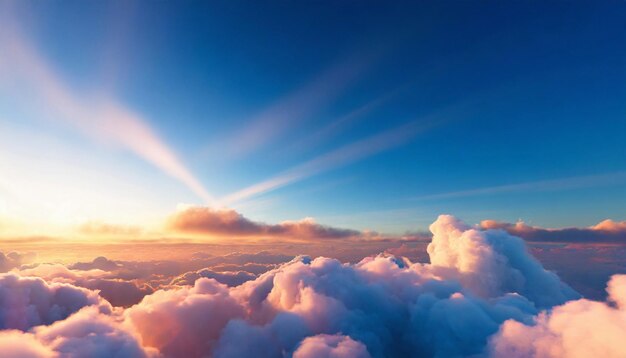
[1,215,625,357]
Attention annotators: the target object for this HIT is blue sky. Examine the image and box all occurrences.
[0,1,625,234]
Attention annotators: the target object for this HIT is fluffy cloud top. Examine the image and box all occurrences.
[429,215,579,307]
[0,251,36,272]
[293,334,371,358]
[490,274,626,358]
[0,306,156,358]
[481,219,626,243]
[0,273,106,330]
[13,264,153,307]
[168,206,361,239]
[125,278,246,357]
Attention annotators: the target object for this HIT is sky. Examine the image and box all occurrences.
[2,2,626,358]
[1,0,625,239]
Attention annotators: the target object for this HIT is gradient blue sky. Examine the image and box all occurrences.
[0,1,625,235]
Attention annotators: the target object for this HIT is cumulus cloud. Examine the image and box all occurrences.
[58,251,294,304]
[0,307,156,358]
[0,251,36,272]
[168,206,361,240]
[170,268,257,287]
[481,219,626,243]
[429,215,579,307]
[13,263,153,307]
[0,273,106,330]
[293,334,371,358]
[0,330,54,358]
[125,278,245,357]
[490,274,626,358]
[0,268,154,357]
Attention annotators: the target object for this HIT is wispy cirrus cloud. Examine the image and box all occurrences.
[0,16,213,204]
[220,115,442,205]
[411,171,626,201]
[216,52,380,159]
[286,88,402,155]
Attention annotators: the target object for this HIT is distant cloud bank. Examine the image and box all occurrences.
[481,219,626,243]
[168,206,362,240]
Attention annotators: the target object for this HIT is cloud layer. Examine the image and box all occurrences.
[0,215,625,357]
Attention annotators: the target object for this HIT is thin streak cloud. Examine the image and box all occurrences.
[220,53,379,158]
[221,116,442,205]
[286,88,402,154]
[411,171,626,201]
[0,19,213,204]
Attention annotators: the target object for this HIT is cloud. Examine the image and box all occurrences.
[429,215,580,307]
[210,263,279,275]
[293,334,371,358]
[489,274,626,358]
[0,306,156,358]
[481,219,626,243]
[62,251,294,297]
[592,219,626,233]
[69,257,120,272]
[0,273,107,330]
[170,268,257,287]
[124,278,246,357]
[285,88,400,155]
[220,117,440,205]
[14,264,153,307]
[121,215,579,357]
[2,214,626,357]
[168,206,362,240]
[0,251,36,272]
[411,171,626,201]
[0,15,212,203]
[0,330,54,358]
[218,54,375,158]
[77,221,142,237]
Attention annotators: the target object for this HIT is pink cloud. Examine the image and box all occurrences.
[124,278,245,357]
[77,221,142,237]
[0,251,36,272]
[0,273,107,330]
[168,206,361,240]
[14,264,152,307]
[490,274,626,358]
[293,334,371,358]
[592,219,626,233]
[480,219,626,243]
[0,306,156,358]
[0,330,54,358]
